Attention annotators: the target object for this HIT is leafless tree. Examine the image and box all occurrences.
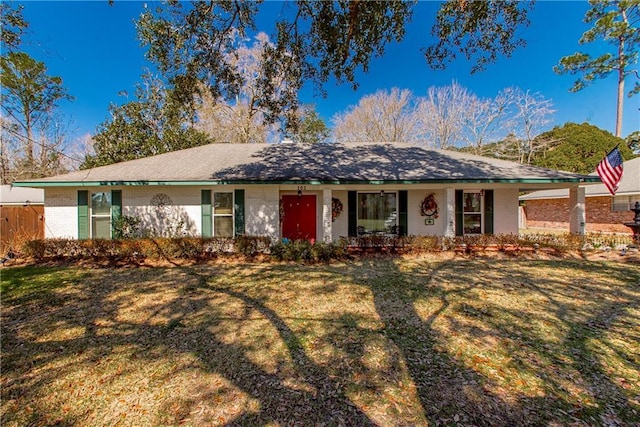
[194,32,284,144]
[461,89,514,155]
[0,112,74,183]
[504,87,555,164]
[419,81,476,149]
[332,88,424,143]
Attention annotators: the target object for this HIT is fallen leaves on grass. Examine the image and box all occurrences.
[2,256,639,426]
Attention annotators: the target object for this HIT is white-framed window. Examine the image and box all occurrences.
[213,192,234,237]
[91,192,112,239]
[357,192,397,234]
[612,195,640,212]
[463,191,483,235]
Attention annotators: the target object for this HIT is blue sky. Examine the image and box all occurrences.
[16,0,640,145]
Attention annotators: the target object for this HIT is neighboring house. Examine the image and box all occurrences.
[13,142,599,242]
[520,157,640,234]
[1,185,45,250]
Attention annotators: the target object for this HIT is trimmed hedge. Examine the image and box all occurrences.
[269,240,349,263]
[19,233,634,264]
[21,236,271,263]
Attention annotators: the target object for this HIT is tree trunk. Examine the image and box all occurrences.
[25,117,34,166]
[615,36,625,138]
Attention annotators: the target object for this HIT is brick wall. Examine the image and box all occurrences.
[524,196,634,234]
[45,188,78,238]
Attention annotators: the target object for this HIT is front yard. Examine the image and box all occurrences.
[2,255,639,426]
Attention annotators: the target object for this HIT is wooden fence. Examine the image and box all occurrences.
[1,205,44,253]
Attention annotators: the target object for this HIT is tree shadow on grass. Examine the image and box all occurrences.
[2,259,639,426]
[2,264,378,426]
[340,258,530,425]
[188,269,377,426]
[346,257,640,425]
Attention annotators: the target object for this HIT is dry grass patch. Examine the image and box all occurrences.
[2,255,639,426]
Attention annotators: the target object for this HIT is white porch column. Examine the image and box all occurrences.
[569,186,586,235]
[322,188,333,242]
[444,188,456,237]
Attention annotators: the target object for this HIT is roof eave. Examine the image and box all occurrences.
[12,176,600,187]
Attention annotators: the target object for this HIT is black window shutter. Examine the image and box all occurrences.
[348,191,357,237]
[455,190,463,236]
[398,190,408,236]
[484,190,494,235]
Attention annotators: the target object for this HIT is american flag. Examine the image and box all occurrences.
[596,146,624,195]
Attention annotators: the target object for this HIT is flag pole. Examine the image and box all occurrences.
[606,143,620,156]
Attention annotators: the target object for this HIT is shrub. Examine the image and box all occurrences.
[403,236,441,253]
[113,215,142,239]
[270,239,348,263]
[18,231,631,264]
[167,238,203,259]
[22,239,47,261]
[310,241,336,263]
[235,235,271,257]
[519,233,584,252]
[204,237,235,254]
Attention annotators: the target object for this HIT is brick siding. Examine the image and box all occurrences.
[524,196,634,234]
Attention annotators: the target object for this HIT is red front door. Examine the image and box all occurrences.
[281,195,316,241]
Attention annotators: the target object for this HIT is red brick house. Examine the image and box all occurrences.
[520,157,640,234]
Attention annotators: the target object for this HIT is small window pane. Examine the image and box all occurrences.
[92,216,111,239]
[613,196,640,212]
[357,193,397,234]
[463,193,481,213]
[214,193,233,215]
[91,192,111,215]
[463,214,482,234]
[214,216,233,237]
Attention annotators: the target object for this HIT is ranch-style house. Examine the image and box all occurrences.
[13,142,600,242]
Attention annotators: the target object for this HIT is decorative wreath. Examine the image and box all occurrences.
[331,197,343,222]
[420,193,439,218]
[150,193,174,219]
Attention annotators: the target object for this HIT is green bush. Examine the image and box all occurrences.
[113,215,142,239]
[269,239,348,263]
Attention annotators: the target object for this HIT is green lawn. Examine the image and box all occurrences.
[2,255,639,426]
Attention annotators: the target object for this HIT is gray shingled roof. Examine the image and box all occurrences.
[520,157,640,200]
[14,142,600,186]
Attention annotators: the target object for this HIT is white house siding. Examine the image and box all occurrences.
[408,189,447,236]
[493,188,519,235]
[43,185,520,241]
[122,187,201,237]
[245,186,279,240]
[331,190,349,240]
[44,188,77,238]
